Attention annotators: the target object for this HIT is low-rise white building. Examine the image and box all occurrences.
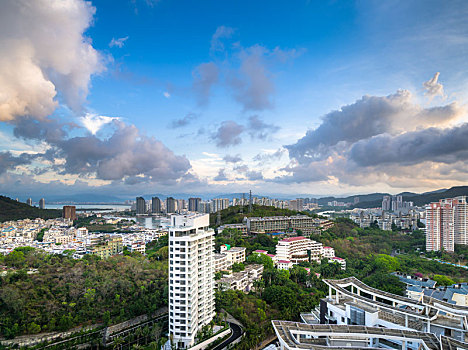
[277,260,293,270]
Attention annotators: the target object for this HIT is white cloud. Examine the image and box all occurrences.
[109,36,129,48]
[163,91,171,98]
[80,113,119,135]
[0,0,103,121]
[423,72,445,100]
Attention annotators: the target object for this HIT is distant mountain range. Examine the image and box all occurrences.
[4,186,468,207]
[339,186,468,209]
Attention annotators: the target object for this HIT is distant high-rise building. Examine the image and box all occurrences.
[177,199,186,213]
[169,213,215,349]
[354,197,360,204]
[166,197,176,214]
[426,196,468,252]
[26,198,33,206]
[39,198,45,209]
[136,196,146,215]
[382,195,391,211]
[392,195,403,212]
[212,198,229,212]
[289,198,304,211]
[151,197,161,213]
[199,201,212,214]
[62,206,77,220]
[188,197,201,212]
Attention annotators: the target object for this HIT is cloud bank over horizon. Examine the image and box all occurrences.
[1,0,468,199]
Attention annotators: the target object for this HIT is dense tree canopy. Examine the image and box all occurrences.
[0,248,168,338]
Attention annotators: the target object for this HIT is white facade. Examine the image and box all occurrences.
[277,260,293,270]
[169,214,215,349]
[276,236,323,263]
[220,245,246,266]
[321,246,335,258]
[320,277,468,344]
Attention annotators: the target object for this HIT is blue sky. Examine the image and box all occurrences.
[1,0,468,199]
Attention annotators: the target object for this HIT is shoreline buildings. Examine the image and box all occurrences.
[168,214,215,349]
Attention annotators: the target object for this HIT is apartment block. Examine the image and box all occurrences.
[220,244,246,265]
[168,214,215,349]
[216,264,264,292]
[426,196,468,252]
[246,215,333,235]
[90,235,123,259]
[276,236,323,263]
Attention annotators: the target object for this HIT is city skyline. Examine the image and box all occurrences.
[2,0,468,199]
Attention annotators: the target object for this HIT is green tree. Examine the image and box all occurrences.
[433,274,455,286]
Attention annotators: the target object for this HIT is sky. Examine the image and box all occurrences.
[1,0,468,200]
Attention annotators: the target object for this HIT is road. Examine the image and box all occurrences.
[212,322,242,350]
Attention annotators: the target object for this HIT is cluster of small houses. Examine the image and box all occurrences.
[0,217,166,259]
[214,235,346,293]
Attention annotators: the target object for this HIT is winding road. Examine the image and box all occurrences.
[212,322,243,350]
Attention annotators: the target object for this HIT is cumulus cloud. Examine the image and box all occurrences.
[286,90,463,162]
[423,72,445,100]
[248,115,279,140]
[212,121,245,147]
[109,36,129,48]
[12,117,192,184]
[223,154,242,163]
[0,152,36,175]
[192,62,219,106]
[349,124,468,167]
[213,168,228,181]
[280,85,468,188]
[52,120,191,182]
[210,26,235,53]
[230,163,263,181]
[81,113,119,135]
[169,113,198,128]
[246,170,264,181]
[233,164,249,173]
[228,45,275,111]
[0,0,103,120]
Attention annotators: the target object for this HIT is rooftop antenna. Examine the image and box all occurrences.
[249,190,252,213]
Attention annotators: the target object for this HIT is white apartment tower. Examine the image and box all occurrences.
[169,213,215,349]
[426,196,468,252]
